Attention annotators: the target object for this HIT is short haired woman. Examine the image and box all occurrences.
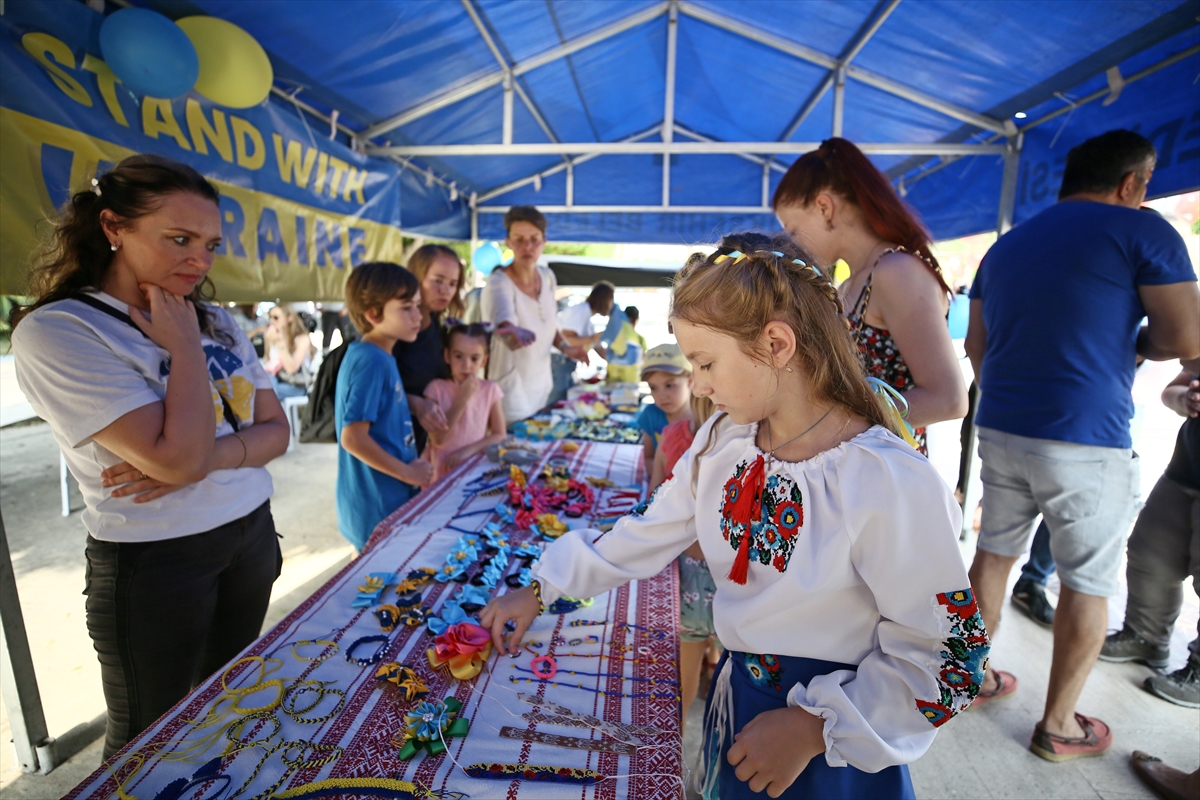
[481,205,587,423]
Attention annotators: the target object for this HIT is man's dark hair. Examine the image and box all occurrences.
[1058,129,1156,200]
[624,305,639,324]
[503,205,547,236]
[587,281,615,311]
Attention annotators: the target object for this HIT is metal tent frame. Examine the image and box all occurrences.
[345,0,1194,260]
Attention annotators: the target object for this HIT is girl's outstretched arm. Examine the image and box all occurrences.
[482,416,714,655]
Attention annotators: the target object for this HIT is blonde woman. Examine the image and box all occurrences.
[263,304,313,398]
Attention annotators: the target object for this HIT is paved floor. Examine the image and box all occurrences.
[1,383,1196,798]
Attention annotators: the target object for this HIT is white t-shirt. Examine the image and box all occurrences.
[481,265,560,424]
[557,300,596,339]
[12,291,275,543]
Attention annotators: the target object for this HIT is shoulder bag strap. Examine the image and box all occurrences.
[68,294,240,432]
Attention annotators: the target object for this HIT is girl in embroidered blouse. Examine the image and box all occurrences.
[483,233,988,800]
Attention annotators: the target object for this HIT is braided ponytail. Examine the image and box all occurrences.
[671,232,899,452]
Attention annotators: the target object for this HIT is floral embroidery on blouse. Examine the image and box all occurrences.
[743,652,784,692]
[916,588,990,727]
[720,463,804,574]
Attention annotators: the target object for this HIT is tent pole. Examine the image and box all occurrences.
[566,164,574,207]
[662,0,678,207]
[777,0,901,143]
[0,510,50,774]
[363,2,670,139]
[996,134,1022,236]
[676,0,1008,135]
[371,141,1007,157]
[960,132,1022,541]
[470,207,479,275]
[475,124,663,204]
[502,73,514,145]
[832,67,846,137]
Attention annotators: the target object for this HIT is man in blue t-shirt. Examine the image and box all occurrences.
[965,129,1199,762]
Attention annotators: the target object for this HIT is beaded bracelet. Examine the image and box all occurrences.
[292,638,338,663]
[345,634,389,666]
[529,579,545,614]
[508,675,678,701]
[513,663,678,686]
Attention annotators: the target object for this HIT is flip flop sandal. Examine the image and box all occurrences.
[968,669,1018,710]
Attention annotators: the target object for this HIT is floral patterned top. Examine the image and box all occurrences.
[848,273,929,455]
[534,417,986,773]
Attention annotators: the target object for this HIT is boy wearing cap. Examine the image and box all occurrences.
[637,343,693,469]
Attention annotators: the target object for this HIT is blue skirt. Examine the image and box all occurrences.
[699,650,915,800]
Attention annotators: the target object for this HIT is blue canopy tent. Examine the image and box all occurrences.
[137,0,1199,250]
[1,0,1198,778]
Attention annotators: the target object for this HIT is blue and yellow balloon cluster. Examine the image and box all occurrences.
[98,8,272,107]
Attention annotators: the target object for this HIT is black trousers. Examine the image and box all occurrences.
[84,501,281,759]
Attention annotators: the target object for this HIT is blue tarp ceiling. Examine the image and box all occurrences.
[136,0,1200,243]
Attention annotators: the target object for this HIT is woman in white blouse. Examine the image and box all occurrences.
[484,236,987,800]
[481,206,586,423]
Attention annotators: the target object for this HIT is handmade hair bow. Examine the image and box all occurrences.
[427,622,493,680]
[397,698,469,760]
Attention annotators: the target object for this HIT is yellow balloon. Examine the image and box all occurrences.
[176,16,272,109]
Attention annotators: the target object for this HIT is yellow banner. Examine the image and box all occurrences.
[0,108,407,301]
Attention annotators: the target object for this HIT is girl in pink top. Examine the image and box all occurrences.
[422,324,506,481]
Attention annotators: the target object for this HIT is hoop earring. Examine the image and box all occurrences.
[824,220,834,232]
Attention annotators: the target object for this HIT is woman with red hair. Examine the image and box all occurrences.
[773,138,967,452]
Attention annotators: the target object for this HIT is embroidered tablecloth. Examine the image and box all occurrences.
[65,440,683,800]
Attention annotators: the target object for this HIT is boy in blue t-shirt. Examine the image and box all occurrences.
[336,262,434,550]
[636,343,693,469]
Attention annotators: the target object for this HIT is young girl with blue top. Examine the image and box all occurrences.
[483,234,987,799]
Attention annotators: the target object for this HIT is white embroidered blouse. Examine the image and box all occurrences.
[533,417,988,773]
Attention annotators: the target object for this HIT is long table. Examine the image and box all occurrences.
[65,440,683,800]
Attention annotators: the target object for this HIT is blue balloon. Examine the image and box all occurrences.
[100,9,199,99]
[473,242,502,275]
[947,292,970,339]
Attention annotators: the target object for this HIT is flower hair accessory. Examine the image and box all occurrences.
[426,622,493,679]
[375,662,430,703]
[397,697,469,760]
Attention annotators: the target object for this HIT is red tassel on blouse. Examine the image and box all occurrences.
[726,454,766,585]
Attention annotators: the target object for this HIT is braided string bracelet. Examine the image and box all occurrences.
[512,663,679,687]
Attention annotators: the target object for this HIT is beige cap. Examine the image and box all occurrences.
[641,343,690,378]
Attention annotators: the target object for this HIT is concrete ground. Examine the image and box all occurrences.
[1,378,1197,798]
